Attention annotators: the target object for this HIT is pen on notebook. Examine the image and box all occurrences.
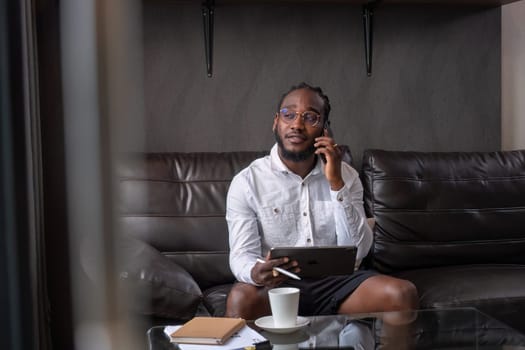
[256,258,301,280]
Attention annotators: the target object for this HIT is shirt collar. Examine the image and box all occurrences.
[269,143,324,176]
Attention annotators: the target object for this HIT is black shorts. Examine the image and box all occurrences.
[282,270,378,315]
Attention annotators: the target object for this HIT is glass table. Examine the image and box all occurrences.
[147,307,525,349]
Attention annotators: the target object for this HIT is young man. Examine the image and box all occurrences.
[225,83,418,319]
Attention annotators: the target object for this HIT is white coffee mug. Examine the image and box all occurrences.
[268,287,300,328]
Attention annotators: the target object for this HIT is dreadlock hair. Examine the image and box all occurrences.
[276,82,331,125]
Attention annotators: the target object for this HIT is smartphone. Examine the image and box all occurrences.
[324,121,333,138]
[319,121,333,163]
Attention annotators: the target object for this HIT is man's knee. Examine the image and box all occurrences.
[228,284,258,305]
[225,283,269,319]
[385,278,419,310]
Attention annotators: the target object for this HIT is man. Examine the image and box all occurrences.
[225,82,418,320]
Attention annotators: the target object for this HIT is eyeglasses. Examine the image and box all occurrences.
[278,108,322,128]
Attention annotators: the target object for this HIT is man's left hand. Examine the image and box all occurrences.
[314,135,344,191]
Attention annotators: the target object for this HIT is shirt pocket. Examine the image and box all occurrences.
[258,203,299,247]
[311,200,336,245]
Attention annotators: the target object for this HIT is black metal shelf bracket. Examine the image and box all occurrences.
[362,2,375,76]
[202,0,214,77]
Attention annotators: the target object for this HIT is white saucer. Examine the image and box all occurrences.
[254,316,310,334]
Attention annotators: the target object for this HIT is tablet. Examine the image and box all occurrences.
[269,246,357,279]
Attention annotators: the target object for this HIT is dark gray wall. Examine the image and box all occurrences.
[143,1,501,169]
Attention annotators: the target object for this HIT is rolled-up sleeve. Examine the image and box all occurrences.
[330,164,373,265]
[226,173,261,284]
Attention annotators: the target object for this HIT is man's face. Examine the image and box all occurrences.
[273,88,325,162]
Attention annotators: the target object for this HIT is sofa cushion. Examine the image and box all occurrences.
[117,237,203,320]
[164,251,233,290]
[395,264,525,333]
[202,284,233,317]
[361,149,525,273]
[395,265,525,307]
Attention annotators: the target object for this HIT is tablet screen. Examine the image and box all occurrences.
[269,246,357,278]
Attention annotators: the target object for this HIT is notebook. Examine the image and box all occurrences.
[269,246,357,278]
[169,317,246,345]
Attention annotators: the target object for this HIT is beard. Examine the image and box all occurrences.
[273,128,317,162]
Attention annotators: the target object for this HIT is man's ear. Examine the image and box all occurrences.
[272,114,278,132]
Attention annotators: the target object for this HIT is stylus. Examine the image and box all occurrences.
[256,258,301,280]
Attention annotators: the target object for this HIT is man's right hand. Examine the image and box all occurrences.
[251,254,299,287]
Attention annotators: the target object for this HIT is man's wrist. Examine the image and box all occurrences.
[250,268,263,286]
[330,180,345,191]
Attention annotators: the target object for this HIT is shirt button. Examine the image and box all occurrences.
[273,208,279,213]
[303,212,307,216]
[307,238,311,243]
[338,197,343,202]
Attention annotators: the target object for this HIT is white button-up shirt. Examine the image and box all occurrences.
[226,144,373,284]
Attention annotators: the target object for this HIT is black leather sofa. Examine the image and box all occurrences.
[114,148,525,333]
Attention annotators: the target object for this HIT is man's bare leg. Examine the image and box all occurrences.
[225,282,271,320]
[226,275,418,320]
[338,275,418,349]
[337,275,418,315]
